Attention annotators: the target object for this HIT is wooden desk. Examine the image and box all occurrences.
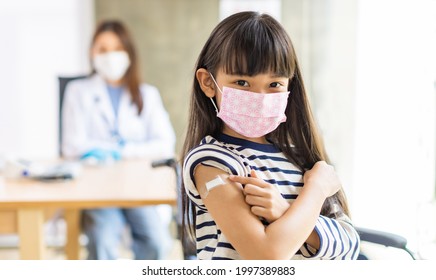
[0,160,177,260]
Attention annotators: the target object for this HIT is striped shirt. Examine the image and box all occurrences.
[183,134,360,260]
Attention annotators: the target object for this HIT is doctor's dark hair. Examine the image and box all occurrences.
[181,11,350,240]
[90,20,143,114]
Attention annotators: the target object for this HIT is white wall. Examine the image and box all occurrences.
[219,0,282,21]
[353,0,436,251]
[0,0,94,160]
[283,0,435,255]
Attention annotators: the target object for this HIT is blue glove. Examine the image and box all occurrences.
[80,148,121,163]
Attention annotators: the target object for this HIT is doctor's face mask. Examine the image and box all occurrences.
[209,73,290,138]
[93,51,130,82]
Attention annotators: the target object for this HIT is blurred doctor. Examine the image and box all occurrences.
[62,20,175,260]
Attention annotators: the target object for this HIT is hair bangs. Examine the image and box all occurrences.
[220,16,295,78]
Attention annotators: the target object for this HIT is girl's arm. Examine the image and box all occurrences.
[194,161,340,259]
[243,170,360,259]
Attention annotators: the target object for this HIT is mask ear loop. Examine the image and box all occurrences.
[210,97,218,113]
[208,73,221,113]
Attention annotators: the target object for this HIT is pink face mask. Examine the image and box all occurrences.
[209,75,290,138]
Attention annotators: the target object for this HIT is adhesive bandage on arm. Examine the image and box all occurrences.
[201,175,226,198]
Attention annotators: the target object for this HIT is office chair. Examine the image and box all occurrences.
[356,227,417,260]
[58,75,88,156]
[151,158,197,260]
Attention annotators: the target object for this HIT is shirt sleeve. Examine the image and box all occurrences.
[62,80,86,158]
[299,213,361,260]
[121,84,176,159]
[62,77,125,158]
[183,142,248,210]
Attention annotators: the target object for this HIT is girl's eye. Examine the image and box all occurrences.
[270,82,282,88]
[236,80,249,87]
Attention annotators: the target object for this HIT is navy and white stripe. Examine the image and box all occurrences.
[183,134,360,260]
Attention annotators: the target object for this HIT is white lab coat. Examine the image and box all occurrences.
[62,74,175,160]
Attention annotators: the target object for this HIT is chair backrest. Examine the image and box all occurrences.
[356,227,416,259]
[58,75,87,156]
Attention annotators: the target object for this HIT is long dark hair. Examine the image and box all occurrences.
[181,11,350,241]
[90,20,143,114]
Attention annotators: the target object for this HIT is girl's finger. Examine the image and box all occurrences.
[245,194,270,207]
[250,169,259,178]
[229,173,269,188]
[244,184,270,197]
[228,175,256,184]
[250,206,269,219]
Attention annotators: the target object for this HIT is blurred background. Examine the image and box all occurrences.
[0,0,435,259]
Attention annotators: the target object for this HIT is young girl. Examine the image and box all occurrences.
[181,11,360,260]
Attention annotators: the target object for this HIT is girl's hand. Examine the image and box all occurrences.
[229,170,290,223]
[303,161,341,198]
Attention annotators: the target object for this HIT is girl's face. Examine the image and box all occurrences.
[91,31,125,57]
[198,68,290,143]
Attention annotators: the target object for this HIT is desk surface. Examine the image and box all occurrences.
[0,159,177,260]
[0,160,177,209]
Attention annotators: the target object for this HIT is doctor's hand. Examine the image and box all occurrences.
[229,170,290,223]
[80,148,121,164]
